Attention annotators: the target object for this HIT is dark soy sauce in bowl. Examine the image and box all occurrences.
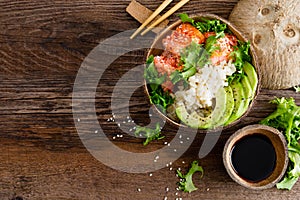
[230,134,277,182]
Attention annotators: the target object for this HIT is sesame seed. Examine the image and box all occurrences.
[166,187,169,192]
[179,198,182,200]
[117,123,121,127]
[175,192,178,195]
[107,118,110,122]
[77,118,80,122]
[137,188,141,192]
[123,121,126,123]
[128,120,131,123]
[178,168,181,171]
[133,126,136,130]
[174,149,177,152]
[167,143,171,146]
[164,142,168,145]
[169,162,172,165]
[164,197,168,200]
[155,155,159,160]
[127,116,130,119]
[117,135,120,137]
[179,135,182,139]
[112,136,116,140]
[186,137,190,140]
[166,164,169,167]
[154,160,157,163]
[149,173,153,177]
[149,114,152,117]
[207,188,210,191]
[119,135,123,138]
[95,130,98,133]
[169,167,172,170]
[129,129,132,132]
[182,161,185,164]
[132,120,135,123]
[180,141,183,144]
[176,187,179,191]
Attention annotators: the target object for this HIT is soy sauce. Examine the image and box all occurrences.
[230,134,276,182]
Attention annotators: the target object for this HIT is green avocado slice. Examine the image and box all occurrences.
[225,81,246,125]
[175,87,229,129]
[243,62,258,93]
[240,76,253,114]
[175,106,212,129]
[213,86,234,127]
[210,87,227,127]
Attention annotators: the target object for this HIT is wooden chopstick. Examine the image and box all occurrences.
[141,0,190,36]
[130,0,173,39]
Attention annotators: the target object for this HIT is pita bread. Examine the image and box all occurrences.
[229,0,300,89]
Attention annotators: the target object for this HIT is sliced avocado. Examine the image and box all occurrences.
[175,106,212,129]
[176,105,188,123]
[243,62,258,93]
[225,81,246,125]
[241,76,253,112]
[189,111,212,129]
[213,86,234,127]
[175,87,230,129]
[210,87,227,127]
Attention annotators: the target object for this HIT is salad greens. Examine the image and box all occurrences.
[144,55,174,111]
[294,86,300,93]
[228,41,251,84]
[134,122,165,146]
[177,160,204,193]
[169,42,209,87]
[260,97,300,190]
[179,13,227,34]
[180,41,208,71]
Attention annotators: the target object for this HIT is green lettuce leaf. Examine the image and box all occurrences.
[177,161,204,193]
[260,97,300,190]
[134,122,164,146]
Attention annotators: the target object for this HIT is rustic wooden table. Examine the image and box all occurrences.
[0,0,299,199]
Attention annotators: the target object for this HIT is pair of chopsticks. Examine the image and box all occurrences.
[130,0,190,39]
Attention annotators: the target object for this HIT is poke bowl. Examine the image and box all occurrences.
[144,13,260,130]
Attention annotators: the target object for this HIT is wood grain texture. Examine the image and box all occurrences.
[0,0,299,199]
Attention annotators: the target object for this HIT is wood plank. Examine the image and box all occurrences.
[0,0,299,199]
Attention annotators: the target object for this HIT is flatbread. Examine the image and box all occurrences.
[229,0,300,89]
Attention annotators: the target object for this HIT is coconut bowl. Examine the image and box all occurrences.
[144,13,260,131]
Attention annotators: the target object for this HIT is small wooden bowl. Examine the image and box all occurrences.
[145,13,260,131]
[223,124,288,190]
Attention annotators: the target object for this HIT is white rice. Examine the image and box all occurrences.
[175,60,236,113]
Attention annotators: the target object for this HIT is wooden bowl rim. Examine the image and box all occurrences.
[222,124,289,190]
[144,13,261,132]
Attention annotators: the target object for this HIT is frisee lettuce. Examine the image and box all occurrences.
[294,86,300,93]
[177,160,204,193]
[227,41,251,84]
[179,13,227,34]
[260,97,300,190]
[134,122,164,146]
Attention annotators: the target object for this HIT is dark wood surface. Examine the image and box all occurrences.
[0,0,299,199]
